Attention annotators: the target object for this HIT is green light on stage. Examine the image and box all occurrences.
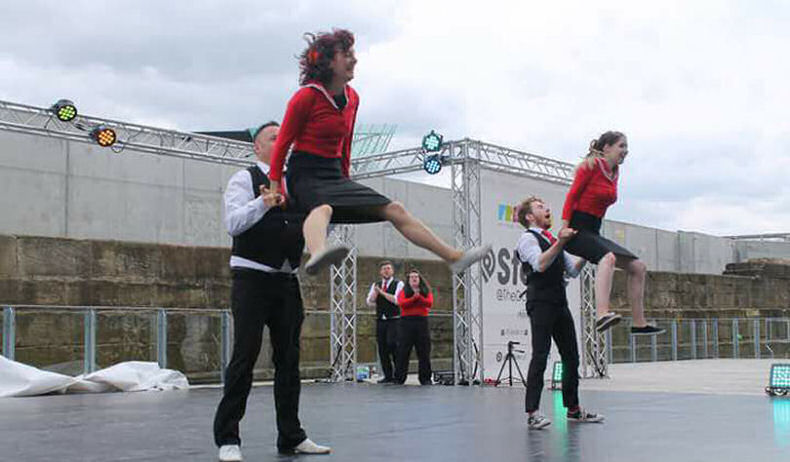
[421,130,443,152]
[550,361,563,390]
[553,361,563,382]
[767,363,790,396]
[423,154,442,175]
[771,364,790,389]
[51,99,77,122]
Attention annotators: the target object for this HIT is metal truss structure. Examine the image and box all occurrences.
[328,225,359,381]
[0,98,604,383]
[330,138,606,384]
[351,123,397,158]
[725,233,790,242]
[580,265,607,378]
[0,99,254,167]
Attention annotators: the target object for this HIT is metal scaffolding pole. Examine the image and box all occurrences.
[450,144,484,384]
[0,99,254,167]
[348,138,580,384]
[0,99,585,385]
[328,225,358,381]
[580,265,607,377]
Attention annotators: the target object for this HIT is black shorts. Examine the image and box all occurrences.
[564,211,638,264]
[285,152,392,224]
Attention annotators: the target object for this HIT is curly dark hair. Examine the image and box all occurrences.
[403,268,431,298]
[299,29,355,86]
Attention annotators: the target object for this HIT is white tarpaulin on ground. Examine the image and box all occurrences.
[0,357,189,398]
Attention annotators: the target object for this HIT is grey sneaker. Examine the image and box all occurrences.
[304,245,350,275]
[596,312,622,332]
[449,244,492,274]
[567,407,604,423]
[527,413,551,430]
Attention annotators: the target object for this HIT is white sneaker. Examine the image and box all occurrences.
[449,244,492,274]
[218,444,242,461]
[293,438,332,454]
[304,245,350,275]
[527,413,551,430]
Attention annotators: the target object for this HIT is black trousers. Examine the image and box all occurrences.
[525,299,580,413]
[394,316,432,385]
[213,269,307,450]
[376,318,399,380]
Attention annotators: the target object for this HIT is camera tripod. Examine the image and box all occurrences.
[494,341,526,386]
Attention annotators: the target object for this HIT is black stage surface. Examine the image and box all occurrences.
[1,383,788,461]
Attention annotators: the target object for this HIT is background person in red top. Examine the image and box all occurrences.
[561,131,663,336]
[267,29,489,276]
[394,269,434,385]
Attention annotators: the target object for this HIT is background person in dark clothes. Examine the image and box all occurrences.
[366,260,404,383]
[515,195,604,430]
[394,269,434,385]
[212,122,330,461]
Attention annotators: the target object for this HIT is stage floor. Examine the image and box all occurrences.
[2,369,789,461]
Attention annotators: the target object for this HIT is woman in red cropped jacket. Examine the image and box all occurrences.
[394,269,433,385]
[561,131,662,336]
[267,29,489,276]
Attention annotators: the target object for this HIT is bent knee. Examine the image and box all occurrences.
[313,204,333,215]
[599,252,616,266]
[631,259,647,275]
[386,201,406,214]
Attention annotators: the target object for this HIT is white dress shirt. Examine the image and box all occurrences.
[515,227,582,279]
[224,161,296,274]
[366,277,405,309]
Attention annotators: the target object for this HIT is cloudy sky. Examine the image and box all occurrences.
[1,0,788,236]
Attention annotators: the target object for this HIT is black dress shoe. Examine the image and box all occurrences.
[377,377,393,384]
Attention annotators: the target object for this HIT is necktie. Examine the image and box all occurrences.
[382,280,388,292]
[542,229,557,245]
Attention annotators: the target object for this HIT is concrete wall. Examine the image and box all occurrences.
[3,234,790,380]
[0,131,241,246]
[0,234,454,382]
[3,129,790,274]
[600,221,747,274]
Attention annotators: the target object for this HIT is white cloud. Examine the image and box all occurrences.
[1,0,789,236]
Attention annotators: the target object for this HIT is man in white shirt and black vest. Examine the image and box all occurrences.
[366,260,404,383]
[514,196,604,430]
[213,122,330,461]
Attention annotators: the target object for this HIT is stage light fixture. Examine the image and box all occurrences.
[550,361,563,390]
[423,154,442,175]
[90,125,117,147]
[766,363,790,396]
[421,130,443,152]
[51,99,77,122]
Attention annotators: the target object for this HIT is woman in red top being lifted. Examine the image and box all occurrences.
[562,131,663,336]
[268,29,490,275]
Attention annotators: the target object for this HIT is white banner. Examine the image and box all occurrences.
[479,169,581,382]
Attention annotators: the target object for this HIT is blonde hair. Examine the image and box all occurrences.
[578,131,625,174]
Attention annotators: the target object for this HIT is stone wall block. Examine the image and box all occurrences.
[17,236,92,278]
